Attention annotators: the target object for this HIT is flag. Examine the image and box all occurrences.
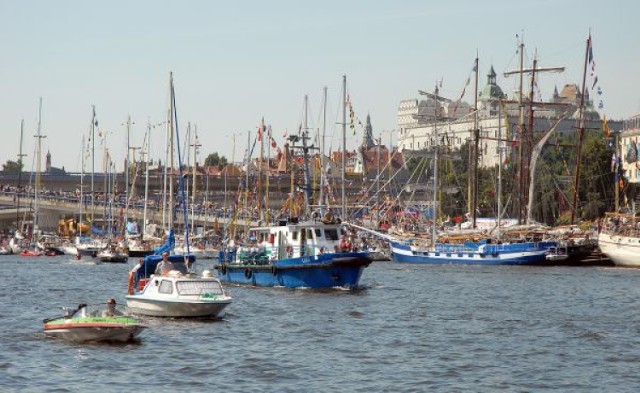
[283,129,288,138]
[588,36,598,90]
[453,60,477,114]
[603,114,611,137]
[257,117,265,142]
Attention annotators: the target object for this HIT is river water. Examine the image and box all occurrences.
[1,255,639,392]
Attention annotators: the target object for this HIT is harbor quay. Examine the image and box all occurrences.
[0,171,374,232]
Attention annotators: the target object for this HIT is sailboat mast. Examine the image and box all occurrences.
[302,95,311,213]
[124,114,132,234]
[524,54,538,223]
[257,118,264,221]
[266,124,271,224]
[341,75,347,217]
[171,74,191,256]
[472,55,479,229]
[497,101,503,240]
[34,98,45,234]
[90,105,96,224]
[517,39,525,224]
[191,126,200,235]
[432,86,439,247]
[143,121,151,239]
[320,86,327,209]
[570,34,591,225]
[16,119,25,232]
[79,135,85,235]
[168,73,175,233]
[162,104,170,232]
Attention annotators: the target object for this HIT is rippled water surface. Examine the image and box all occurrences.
[1,255,640,392]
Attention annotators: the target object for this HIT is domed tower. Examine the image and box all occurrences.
[478,66,506,116]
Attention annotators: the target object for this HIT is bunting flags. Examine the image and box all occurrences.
[588,35,604,110]
[588,37,598,89]
[452,59,478,115]
[348,97,356,135]
[267,126,278,150]
[257,117,265,142]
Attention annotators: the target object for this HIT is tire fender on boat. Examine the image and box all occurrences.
[244,268,252,279]
[220,264,227,275]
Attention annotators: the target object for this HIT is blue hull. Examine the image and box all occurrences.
[391,241,556,266]
[214,252,371,289]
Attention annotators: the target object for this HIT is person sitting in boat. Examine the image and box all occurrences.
[322,209,335,224]
[103,298,123,317]
[155,252,174,276]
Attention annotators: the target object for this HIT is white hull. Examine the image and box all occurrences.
[60,245,78,255]
[598,232,640,267]
[44,325,144,343]
[9,238,23,254]
[126,270,231,318]
[126,297,230,318]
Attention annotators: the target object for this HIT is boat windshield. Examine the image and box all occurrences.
[176,280,224,296]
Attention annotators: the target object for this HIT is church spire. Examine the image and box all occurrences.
[487,66,497,85]
[363,113,374,148]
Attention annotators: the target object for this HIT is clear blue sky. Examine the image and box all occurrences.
[1,0,638,173]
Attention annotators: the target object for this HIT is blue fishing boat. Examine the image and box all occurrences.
[216,220,372,289]
[390,238,557,265]
[215,86,371,288]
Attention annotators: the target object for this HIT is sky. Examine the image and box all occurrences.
[1,0,639,173]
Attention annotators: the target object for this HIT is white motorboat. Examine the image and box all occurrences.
[9,235,25,254]
[75,236,106,257]
[59,242,78,256]
[545,246,569,262]
[126,256,231,318]
[36,234,65,255]
[97,248,128,263]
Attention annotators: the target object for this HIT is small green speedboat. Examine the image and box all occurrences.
[44,303,146,343]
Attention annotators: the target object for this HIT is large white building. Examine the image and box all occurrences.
[397,66,613,168]
[619,114,640,183]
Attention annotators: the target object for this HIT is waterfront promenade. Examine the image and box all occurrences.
[0,193,259,232]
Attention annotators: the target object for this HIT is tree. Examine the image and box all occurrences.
[204,153,228,168]
[2,159,23,173]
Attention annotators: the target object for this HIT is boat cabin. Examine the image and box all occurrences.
[233,221,352,264]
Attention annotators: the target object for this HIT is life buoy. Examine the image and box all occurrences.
[244,268,252,279]
[127,272,135,295]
